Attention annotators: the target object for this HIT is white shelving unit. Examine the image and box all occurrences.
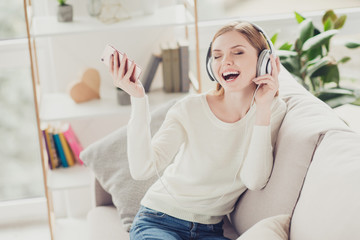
[40,88,189,122]
[47,164,92,190]
[24,1,198,239]
[32,5,194,37]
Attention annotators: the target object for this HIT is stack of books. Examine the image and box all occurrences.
[141,39,190,93]
[41,123,83,170]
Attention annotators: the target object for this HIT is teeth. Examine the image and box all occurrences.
[222,71,239,77]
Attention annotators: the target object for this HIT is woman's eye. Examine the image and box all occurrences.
[213,56,221,60]
[234,52,244,55]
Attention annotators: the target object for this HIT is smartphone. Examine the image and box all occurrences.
[101,44,142,82]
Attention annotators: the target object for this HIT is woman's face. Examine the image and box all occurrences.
[211,30,258,93]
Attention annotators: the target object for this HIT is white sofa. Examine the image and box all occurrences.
[82,67,360,240]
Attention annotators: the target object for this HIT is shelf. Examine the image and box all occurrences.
[47,164,92,190]
[31,4,194,37]
[39,88,189,122]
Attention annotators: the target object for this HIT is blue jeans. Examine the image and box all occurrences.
[130,206,230,240]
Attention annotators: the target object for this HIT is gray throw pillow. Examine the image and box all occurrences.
[80,98,178,232]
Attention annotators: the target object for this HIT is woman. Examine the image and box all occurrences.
[109,21,287,240]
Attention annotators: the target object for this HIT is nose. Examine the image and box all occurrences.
[222,53,233,65]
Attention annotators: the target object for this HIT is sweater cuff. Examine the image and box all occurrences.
[130,95,150,122]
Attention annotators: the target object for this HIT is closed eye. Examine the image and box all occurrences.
[234,52,244,55]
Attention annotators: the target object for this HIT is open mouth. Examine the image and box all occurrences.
[222,71,240,81]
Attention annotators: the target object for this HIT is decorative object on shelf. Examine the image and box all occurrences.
[274,9,360,108]
[98,0,130,24]
[87,0,102,17]
[116,88,131,105]
[68,68,101,103]
[57,0,73,22]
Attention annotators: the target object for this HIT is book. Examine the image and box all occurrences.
[177,39,190,92]
[42,129,53,169]
[169,41,181,92]
[53,133,69,168]
[59,132,75,166]
[42,127,60,169]
[141,53,162,93]
[160,42,173,92]
[62,124,84,165]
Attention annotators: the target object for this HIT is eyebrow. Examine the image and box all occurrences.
[212,44,246,52]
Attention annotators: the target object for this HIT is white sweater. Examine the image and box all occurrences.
[127,92,286,224]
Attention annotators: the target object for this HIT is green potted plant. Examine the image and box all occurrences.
[57,0,73,22]
[273,9,360,108]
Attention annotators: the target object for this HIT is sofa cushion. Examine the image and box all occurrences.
[80,98,177,232]
[230,67,350,234]
[238,214,290,240]
[290,130,360,240]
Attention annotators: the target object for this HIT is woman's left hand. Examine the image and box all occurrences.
[252,55,280,107]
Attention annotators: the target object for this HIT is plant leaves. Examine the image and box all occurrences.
[322,10,337,25]
[324,18,333,31]
[300,56,321,74]
[306,56,334,77]
[338,56,351,64]
[271,33,279,45]
[299,19,315,47]
[277,50,298,58]
[345,42,360,49]
[323,65,340,85]
[302,30,338,51]
[295,38,302,51]
[352,97,360,106]
[334,15,347,29]
[295,11,306,23]
[306,46,323,61]
[280,57,300,75]
[279,42,293,50]
[318,88,357,108]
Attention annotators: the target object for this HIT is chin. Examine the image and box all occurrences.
[221,79,254,93]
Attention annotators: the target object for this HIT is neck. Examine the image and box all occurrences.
[221,84,256,119]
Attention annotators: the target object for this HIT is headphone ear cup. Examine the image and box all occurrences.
[256,49,271,77]
[206,44,217,82]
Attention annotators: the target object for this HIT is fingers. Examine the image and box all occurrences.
[113,51,119,77]
[276,55,281,73]
[270,54,278,77]
[109,53,114,74]
[118,52,127,78]
[253,74,278,90]
[125,63,136,82]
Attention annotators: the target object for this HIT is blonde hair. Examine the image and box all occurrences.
[211,21,269,96]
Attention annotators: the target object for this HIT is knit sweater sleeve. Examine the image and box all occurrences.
[127,96,185,180]
[240,97,287,190]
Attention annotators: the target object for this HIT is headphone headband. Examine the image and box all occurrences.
[248,22,274,55]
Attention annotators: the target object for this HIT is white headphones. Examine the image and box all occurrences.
[206,21,275,82]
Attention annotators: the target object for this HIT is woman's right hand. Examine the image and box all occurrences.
[109,51,145,98]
